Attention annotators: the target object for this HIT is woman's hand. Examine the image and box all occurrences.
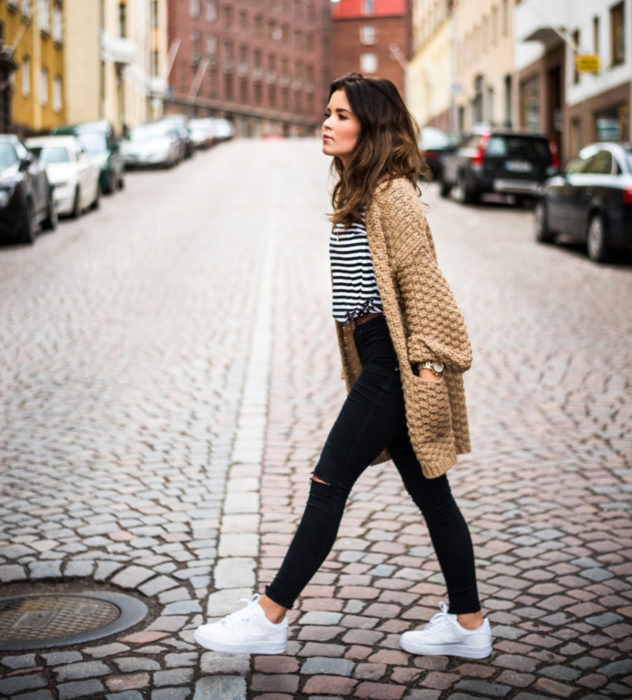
[419,368,441,382]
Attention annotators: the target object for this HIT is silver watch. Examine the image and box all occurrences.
[418,360,444,377]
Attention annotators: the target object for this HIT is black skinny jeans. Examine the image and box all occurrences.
[265,316,480,614]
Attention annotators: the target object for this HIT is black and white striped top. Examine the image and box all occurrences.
[329,218,383,323]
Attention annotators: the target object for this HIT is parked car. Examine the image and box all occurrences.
[440,127,560,205]
[52,121,124,194]
[418,127,460,181]
[188,118,216,149]
[120,122,183,169]
[534,142,632,262]
[0,134,56,244]
[27,135,100,218]
[210,118,235,142]
[159,114,194,158]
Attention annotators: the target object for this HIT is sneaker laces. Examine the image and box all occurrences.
[425,601,455,630]
[219,594,262,629]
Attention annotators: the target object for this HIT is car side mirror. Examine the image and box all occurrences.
[19,153,34,170]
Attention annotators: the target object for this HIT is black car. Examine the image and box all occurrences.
[52,121,125,194]
[0,135,57,244]
[534,142,632,262]
[440,127,560,205]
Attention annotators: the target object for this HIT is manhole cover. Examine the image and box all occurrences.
[0,591,148,650]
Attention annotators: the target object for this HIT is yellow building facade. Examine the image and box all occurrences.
[2,0,66,133]
[409,0,516,133]
[64,0,168,135]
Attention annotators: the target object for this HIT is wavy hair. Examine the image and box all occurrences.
[328,73,427,226]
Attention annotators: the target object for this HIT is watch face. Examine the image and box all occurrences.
[432,361,444,374]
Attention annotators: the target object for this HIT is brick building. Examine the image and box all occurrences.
[167,0,331,137]
[330,0,410,97]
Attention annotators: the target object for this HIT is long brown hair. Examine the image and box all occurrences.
[328,73,427,226]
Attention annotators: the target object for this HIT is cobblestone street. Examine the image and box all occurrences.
[1,139,631,699]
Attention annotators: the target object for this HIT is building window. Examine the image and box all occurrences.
[53,74,62,111]
[610,2,625,66]
[207,36,217,58]
[360,52,377,74]
[21,55,30,96]
[239,11,248,31]
[152,49,159,76]
[224,5,233,28]
[21,0,31,18]
[572,29,580,83]
[40,67,48,104]
[593,15,600,56]
[151,0,159,29]
[189,32,200,69]
[119,2,126,37]
[190,0,200,18]
[502,0,509,35]
[206,0,217,23]
[224,41,233,69]
[53,3,62,42]
[363,0,374,15]
[39,0,50,32]
[360,25,375,44]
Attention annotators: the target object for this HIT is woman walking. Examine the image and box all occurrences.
[194,73,492,659]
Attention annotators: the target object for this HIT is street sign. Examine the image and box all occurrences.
[576,55,600,73]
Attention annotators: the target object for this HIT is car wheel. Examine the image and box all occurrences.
[586,213,610,263]
[91,183,101,210]
[456,173,477,204]
[71,186,82,219]
[534,200,554,243]
[439,180,452,198]
[42,188,58,231]
[19,198,37,244]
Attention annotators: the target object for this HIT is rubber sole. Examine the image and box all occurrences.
[400,636,492,658]
[193,628,287,655]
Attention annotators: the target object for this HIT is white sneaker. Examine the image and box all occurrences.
[400,602,492,659]
[194,594,288,655]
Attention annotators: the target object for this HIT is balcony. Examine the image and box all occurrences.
[101,33,137,65]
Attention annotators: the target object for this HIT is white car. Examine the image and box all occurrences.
[120,123,182,168]
[188,118,216,149]
[26,135,100,217]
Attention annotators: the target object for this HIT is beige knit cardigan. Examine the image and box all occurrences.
[334,177,472,479]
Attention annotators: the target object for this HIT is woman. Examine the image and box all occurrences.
[194,73,492,659]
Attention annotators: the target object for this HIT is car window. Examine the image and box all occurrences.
[462,134,481,149]
[565,157,588,174]
[130,124,171,142]
[76,132,108,154]
[487,135,550,160]
[625,149,632,172]
[0,142,18,168]
[30,145,72,164]
[583,150,613,175]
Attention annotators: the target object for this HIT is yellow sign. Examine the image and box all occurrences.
[576,55,600,73]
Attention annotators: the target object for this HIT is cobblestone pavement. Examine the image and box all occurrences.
[0,140,631,700]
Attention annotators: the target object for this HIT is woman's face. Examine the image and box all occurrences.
[322,89,361,164]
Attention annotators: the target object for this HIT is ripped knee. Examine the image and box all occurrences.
[311,474,330,486]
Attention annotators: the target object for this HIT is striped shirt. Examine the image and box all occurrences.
[330,218,383,323]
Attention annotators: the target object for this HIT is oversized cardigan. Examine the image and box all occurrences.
[334,177,472,479]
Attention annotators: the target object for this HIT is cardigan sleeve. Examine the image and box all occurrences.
[373,179,472,372]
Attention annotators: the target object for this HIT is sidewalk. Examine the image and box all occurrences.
[1,140,631,699]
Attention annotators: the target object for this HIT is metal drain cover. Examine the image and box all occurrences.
[0,591,148,650]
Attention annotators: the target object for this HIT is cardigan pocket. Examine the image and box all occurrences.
[409,376,452,440]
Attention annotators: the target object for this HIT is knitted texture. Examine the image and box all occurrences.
[335,178,472,479]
